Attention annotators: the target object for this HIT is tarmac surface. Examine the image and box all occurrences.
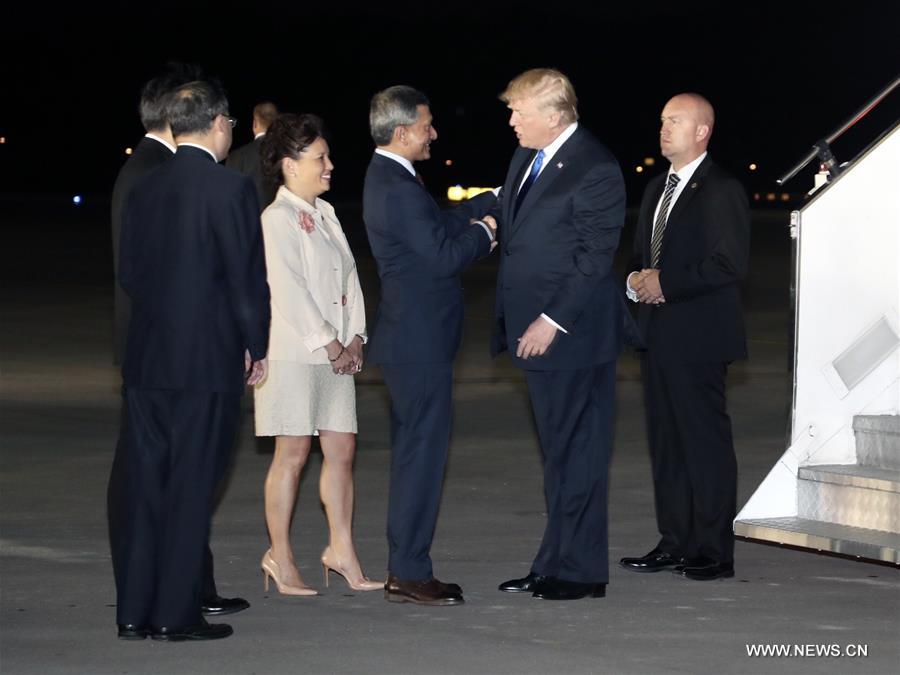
[1,197,898,674]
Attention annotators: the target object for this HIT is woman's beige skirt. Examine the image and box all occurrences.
[254,361,357,436]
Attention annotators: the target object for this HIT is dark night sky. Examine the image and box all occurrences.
[2,0,898,204]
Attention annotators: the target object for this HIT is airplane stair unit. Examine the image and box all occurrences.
[733,111,900,565]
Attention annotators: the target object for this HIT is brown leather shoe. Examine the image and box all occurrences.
[384,575,464,606]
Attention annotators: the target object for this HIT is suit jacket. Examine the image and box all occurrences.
[110,136,173,362]
[119,145,271,393]
[363,152,494,364]
[262,186,365,363]
[226,136,276,212]
[630,155,750,363]
[493,126,626,371]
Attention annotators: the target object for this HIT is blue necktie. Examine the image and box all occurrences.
[514,149,545,217]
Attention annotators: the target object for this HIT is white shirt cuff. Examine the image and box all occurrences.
[625,272,640,303]
[475,221,494,241]
[540,313,568,334]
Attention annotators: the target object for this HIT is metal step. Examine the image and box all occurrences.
[854,414,900,471]
[799,464,900,493]
[798,465,900,532]
[734,517,900,564]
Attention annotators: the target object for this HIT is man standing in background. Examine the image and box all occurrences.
[226,101,279,211]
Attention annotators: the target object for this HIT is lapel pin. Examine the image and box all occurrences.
[557,162,564,169]
[691,182,698,188]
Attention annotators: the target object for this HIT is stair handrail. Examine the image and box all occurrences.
[777,75,900,185]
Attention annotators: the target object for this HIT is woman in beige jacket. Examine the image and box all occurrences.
[254,114,381,594]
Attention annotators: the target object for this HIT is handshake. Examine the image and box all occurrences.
[472,215,499,251]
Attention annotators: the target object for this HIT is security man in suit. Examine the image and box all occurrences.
[363,85,496,606]
[110,78,270,640]
[493,68,626,601]
[620,93,750,582]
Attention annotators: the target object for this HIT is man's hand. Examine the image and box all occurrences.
[516,316,558,359]
[482,214,499,251]
[345,335,365,374]
[245,350,268,386]
[632,269,666,304]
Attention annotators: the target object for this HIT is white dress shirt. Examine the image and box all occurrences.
[146,133,176,153]
[626,151,708,302]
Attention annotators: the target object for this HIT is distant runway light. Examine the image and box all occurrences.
[447,185,466,201]
[73,195,82,205]
[749,163,757,171]
[0,136,6,144]
[781,193,790,202]
[635,166,644,173]
[444,159,453,166]
[125,147,133,155]
[643,157,655,166]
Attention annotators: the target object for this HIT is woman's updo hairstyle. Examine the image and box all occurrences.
[261,113,326,180]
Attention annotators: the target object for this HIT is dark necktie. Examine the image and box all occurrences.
[415,172,425,188]
[650,173,681,268]
[513,149,545,217]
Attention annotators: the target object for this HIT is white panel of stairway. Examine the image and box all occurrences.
[734,121,900,564]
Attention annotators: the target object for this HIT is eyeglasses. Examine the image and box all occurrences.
[226,116,237,128]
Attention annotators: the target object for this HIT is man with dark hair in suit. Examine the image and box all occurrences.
[111,69,184,365]
[619,93,749,582]
[226,101,279,211]
[363,85,496,606]
[108,66,250,628]
[492,68,626,601]
[109,78,270,641]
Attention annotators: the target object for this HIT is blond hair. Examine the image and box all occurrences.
[500,68,579,123]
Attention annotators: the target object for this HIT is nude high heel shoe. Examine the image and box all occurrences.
[321,547,385,591]
[260,549,318,596]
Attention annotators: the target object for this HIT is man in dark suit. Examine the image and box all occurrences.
[363,85,496,606]
[620,93,749,581]
[109,79,270,641]
[111,73,180,365]
[108,68,249,626]
[226,101,278,212]
[493,68,626,601]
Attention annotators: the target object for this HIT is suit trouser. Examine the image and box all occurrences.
[525,362,615,583]
[381,362,453,581]
[109,388,240,628]
[641,352,737,564]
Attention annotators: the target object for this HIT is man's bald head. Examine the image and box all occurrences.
[659,93,715,170]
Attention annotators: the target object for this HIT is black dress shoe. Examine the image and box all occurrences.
[151,619,233,641]
[680,562,734,581]
[498,572,551,593]
[117,623,148,640]
[619,548,683,573]
[672,556,714,573]
[201,595,249,616]
[533,578,606,600]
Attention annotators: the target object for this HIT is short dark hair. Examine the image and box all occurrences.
[166,79,230,138]
[253,101,279,130]
[369,85,429,146]
[138,63,203,133]
[261,113,326,180]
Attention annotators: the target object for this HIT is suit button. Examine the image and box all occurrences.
[505,249,511,256]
